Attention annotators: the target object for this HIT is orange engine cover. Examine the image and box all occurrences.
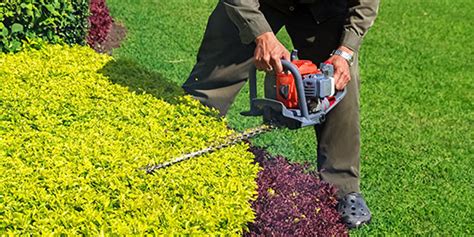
[276,60,319,109]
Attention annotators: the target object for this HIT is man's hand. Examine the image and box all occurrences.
[254,32,290,73]
[326,46,354,90]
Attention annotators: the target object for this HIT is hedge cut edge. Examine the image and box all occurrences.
[143,124,275,173]
[144,51,346,174]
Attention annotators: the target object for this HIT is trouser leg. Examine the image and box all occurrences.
[286,7,361,198]
[182,3,286,116]
[317,57,361,198]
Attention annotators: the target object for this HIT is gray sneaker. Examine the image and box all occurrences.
[337,192,372,229]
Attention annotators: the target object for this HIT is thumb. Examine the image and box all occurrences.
[275,60,283,73]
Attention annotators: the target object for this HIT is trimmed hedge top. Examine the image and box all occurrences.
[0,45,259,235]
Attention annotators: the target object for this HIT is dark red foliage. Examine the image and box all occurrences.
[87,0,113,46]
[246,147,348,236]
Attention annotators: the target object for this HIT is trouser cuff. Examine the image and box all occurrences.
[335,183,360,199]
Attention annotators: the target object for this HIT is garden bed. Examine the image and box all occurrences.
[0,45,259,235]
[247,147,347,236]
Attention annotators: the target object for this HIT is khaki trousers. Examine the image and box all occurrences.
[182,2,361,197]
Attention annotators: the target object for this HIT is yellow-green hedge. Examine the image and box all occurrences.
[0,45,259,235]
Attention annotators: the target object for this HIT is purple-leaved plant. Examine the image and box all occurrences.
[87,0,113,47]
[246,147,348,236]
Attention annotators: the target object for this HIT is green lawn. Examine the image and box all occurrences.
[106,0,473,235]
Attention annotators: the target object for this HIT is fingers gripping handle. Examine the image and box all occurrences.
[319,62,347,113]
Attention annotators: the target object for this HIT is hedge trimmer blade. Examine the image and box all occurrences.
[143,124,276,174]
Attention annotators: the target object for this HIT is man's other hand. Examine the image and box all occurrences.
[326,46,353,90]
[254,32,290,73]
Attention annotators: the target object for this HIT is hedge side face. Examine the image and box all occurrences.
[0,45,259,235]
[0,0,89,53]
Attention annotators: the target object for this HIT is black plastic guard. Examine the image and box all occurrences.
[252,98,322,129]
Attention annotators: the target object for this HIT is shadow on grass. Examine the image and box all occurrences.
[98,58,185,104]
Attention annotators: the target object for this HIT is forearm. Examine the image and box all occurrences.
[340,0,380,52]
[221,0,273,44]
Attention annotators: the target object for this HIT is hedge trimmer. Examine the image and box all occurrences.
[144,51,346,174]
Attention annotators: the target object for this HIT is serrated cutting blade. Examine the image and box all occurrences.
[143,124,276,174]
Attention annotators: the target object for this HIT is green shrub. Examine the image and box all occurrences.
[0,45,259,235]
[0,0,89,53]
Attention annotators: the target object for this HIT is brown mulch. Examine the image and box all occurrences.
[90,21,127,55]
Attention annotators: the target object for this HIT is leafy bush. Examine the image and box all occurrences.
[0,0,89,53]
[246,147,347,236]
[87,0,113,47]
[0,45,259,235]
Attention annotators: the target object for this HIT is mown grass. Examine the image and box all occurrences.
[106,0,473,235]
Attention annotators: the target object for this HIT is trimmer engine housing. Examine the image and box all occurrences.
[241,53,346,129]
[276,59,336,114]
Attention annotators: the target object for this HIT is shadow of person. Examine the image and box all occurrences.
[98,58,185,105]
